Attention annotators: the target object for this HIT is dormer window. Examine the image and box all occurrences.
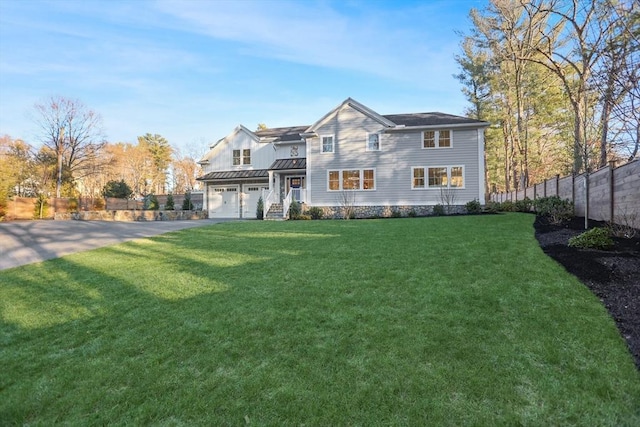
[423,130,451,148]
[367,133,380,151]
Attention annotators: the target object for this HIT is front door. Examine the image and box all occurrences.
[286,176,304,202]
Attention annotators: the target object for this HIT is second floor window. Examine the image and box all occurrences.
[233,149,251,165]
[321,135,334,153]
[423,130,451,148]
[367,133,380,151]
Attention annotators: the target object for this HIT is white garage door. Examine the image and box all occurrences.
[242,185,269,219]
[208,186,239,218]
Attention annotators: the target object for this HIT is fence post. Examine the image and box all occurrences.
[609,162,615,223]
[555,174,559,197]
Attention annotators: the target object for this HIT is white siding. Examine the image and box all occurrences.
[201,128,276,174]
[307,104,482,206]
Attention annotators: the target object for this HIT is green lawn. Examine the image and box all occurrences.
[1,214,639,425]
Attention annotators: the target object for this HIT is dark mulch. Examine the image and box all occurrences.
[533,215,640,369]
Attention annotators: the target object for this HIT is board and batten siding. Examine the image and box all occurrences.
[202,130,276,174]
[307,104,482,206]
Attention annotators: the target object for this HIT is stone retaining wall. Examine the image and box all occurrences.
[55,210,208,221]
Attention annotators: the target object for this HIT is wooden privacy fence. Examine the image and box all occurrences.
[490,160,640,227]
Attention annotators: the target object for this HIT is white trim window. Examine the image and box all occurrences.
[321,135,334,153]
[366,133,381,151]
[327,168,376,191]
[422,130,451,148]
[233,149,251,165]
[412,166,464,189]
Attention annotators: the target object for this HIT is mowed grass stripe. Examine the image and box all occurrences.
[1,214,638,425]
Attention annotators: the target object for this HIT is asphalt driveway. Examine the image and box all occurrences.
[0,219,232,270]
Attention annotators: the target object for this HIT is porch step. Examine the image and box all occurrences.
[265,203,285,220]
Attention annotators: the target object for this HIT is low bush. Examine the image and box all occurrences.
[484,201,500,214]
[499,200,515,212]
[534,196,573,225]
[568,227,614,250]
[304,206,323,220]
[515,197,533,213]
[432,204,445,216]
[289,200,301,219]
[296,214,312,220]
[465,199,482,214]
[391,210,402,218]
[68,197,79,212]
[408,209,417,218]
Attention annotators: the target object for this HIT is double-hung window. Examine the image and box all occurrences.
[232,149,241,166]
[327,169,376,191]
[242,149,251,165]
[423,130,451,148]
[412,166,464,189]
[366,133,380,151]
[321,135,334,153]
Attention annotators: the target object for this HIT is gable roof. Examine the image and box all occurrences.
[255,125,309,143]
[305,97,396,133]
[384,112,489,128]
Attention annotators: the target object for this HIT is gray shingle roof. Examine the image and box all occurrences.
[255,125,309,142]
[269,158,306,170]
[197,169,269,181]
[383,112,488,127]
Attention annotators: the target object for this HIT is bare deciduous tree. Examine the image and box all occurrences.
[32,96,106,197]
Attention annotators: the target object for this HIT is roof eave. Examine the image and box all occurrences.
[384,122,490,132]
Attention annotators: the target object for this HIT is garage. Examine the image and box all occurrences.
[207,185,239,218]
[242,184,269,219]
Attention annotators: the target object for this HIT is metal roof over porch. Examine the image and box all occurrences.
[269,158,306,170]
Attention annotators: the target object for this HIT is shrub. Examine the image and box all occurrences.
[296,214,312,220]
[499,200,515,212]
[432,204,445,216]
[145,194,160,210]
[534,196,573,225]
[391,209,402,218]
[484,201,500,214]
[568,227,613,250]
[289,200,301,219]
[165,193,175,210]
[68,197,79,212]
[515,197,533,213]
[408,209,417,218]
[256,196,264,220]
[465,199,482,214]
[304,206,323,220]
[182,192,194,210]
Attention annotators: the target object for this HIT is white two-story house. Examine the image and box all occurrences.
[197,98,489,219]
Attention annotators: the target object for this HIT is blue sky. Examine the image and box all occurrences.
[0,0,486,155]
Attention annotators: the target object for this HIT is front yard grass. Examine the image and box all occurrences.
[1,214,639,425]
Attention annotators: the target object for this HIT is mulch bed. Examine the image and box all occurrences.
[533,215,640,370]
